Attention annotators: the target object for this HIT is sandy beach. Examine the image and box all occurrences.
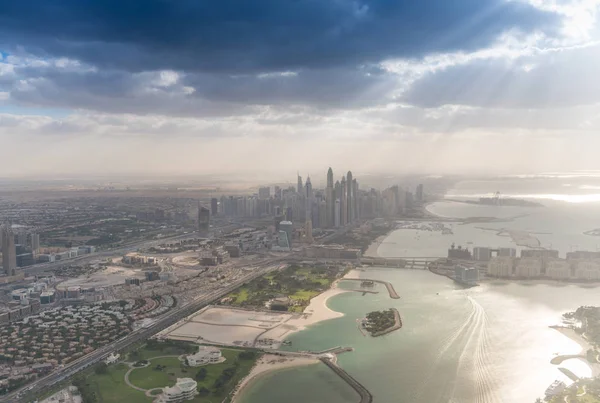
[232,354,319,402]
[551,326,600,377]
[364,234,387,257]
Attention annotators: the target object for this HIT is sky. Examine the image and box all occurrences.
[1,0,600,178]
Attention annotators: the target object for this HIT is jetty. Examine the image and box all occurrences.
[343,278,400,299]
[320,357,373,403]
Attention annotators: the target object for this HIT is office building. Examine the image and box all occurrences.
[487,257,514,277]
[1,224,17,276]
[17,232,27,246]
[473,247,492,262]
[305,176,313,220]
[305,219,313,243]
[353,179,359,220]
[279,221,293,248]
[159,378,198,402]
[210,198,218,216]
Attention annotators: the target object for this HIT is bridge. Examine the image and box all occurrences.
[359,256,443,269]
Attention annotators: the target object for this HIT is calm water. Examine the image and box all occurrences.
[239,178,600,403]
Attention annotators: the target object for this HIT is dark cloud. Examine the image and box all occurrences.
[402,44,600,108]
[0,0,558,73]
[2,63,394,115]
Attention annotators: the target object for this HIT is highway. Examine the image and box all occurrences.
[4,259,286,403]
[23,232,204,275]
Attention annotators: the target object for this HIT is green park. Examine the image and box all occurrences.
[71,340,259,403]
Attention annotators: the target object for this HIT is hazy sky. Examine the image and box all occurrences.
[1,0,600,178]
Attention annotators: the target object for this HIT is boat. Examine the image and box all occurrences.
[545,380,566,397]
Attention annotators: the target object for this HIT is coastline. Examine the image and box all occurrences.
[550,326,600,377]
[230,270,359,402]
[232,354,319,403]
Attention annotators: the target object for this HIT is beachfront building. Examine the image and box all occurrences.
[546,259,572,279]
[159,378,198,402]
[574,260,600,280]
[515,257,542,278]
[487,257,514,277]
[454,265,479,285]
[186,346,223,366]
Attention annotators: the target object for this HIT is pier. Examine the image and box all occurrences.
[343,278,400,299]
[320,357,373,403]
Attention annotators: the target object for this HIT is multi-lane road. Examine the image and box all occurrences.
[4,259,286,403]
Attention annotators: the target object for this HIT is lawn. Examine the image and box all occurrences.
[124,348,258,402]
[128,357,184,390]
[87,363,150,403]
[230,287,250,304]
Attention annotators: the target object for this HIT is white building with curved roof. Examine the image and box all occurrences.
[159,378,198,402]
[186,346,223,366]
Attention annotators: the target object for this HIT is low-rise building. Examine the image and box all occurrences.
[159,378,198,402]
[186,346,222,366]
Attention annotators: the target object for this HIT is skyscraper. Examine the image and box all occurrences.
[1,224,17,276]
[334,180,341,227]
[346,171,353,223]
[305,176,313,218]
[210,198,218,216]
[353,179,359,220]
[340,176,347,226]
[297,173,303,194]
[198,203,210,230]
[31,233,40,254]
[416,184,424,202]
[325,167,334,228]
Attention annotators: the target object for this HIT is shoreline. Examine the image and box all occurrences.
[230,270,359,402]
[550,326,600,377]
[232,354,319,402]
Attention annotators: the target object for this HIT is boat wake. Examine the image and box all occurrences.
[413,296,502,403]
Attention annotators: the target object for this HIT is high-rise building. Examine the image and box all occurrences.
[258,187,270,200]
[17,232,27,246]
[318,200,327,229]
[31,233,40,255]
[416,184,424,202]
[346,171,353,222]
[297,173,303,194]
[340,176,347,226]
[326,167,334,228]
[1,225,17,276]
[198,204,210,230]
[279,221,293,248]
[353,179,359,220]
[305,219,313,243]
[305,176,313,219]
[210,198,218,216]
[334,199,341,227]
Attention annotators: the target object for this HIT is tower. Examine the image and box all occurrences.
[297,173,303,194]
[340,176,347,226]
[326,167,334,228]
[346,171,353,223]
[305,176,313,218]
[1,224,17,276]
[353,179,359,220]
